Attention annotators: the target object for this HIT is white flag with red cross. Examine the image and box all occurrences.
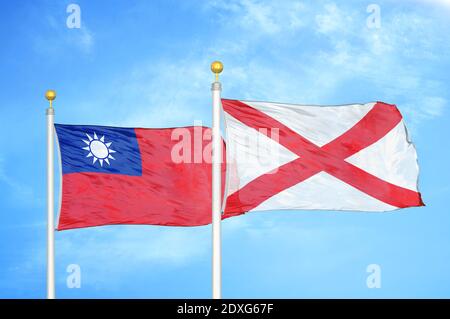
[222,99,424,217]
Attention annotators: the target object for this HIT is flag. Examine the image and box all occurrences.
[222,99,424,216]
[55,124,225,230]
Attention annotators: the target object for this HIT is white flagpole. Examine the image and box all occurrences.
[211,61,223,299]
[45,90,56,299]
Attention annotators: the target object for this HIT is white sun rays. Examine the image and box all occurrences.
[82,132,116,167]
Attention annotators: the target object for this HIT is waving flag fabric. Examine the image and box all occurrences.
[222,99,424,216]
[55,124,225,230]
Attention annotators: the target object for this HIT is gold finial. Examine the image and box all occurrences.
[211,61,223,82]
[45,90,56,108]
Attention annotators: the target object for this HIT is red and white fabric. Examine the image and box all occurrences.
[222,99,424,216]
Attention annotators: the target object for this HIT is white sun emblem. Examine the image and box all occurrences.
[82,132,116,167]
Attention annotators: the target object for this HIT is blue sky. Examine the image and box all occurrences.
[1,0,450,298]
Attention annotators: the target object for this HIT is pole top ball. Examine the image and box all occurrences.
[45,90,57,101]
[211,61,223,75]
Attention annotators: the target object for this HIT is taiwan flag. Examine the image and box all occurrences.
[55,124,225,230]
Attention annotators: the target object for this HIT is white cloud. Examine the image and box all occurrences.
[205,0,306,36]
[404,96,447,126]
[76,1,447,129]
[219,2,447,127]
[423,96,447,117]
[120,58,212,127]
[75,27,94,53]
[418,0,450,8]
[315,3,352,35]
[32,14,94,56]
[308,3,448,123]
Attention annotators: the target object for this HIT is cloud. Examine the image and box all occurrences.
[74,27,94,53]
[403,96,447,126]
[32,12,95,56]
[198,1,447,124]
[205,0,306,36]
[315,3,352,34]
[298,3,448,122]
[418,0,450,8]
[66,1,447,131]
[120,58,213,127]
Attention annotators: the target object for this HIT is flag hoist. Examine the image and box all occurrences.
[45,89,56,299]
[211,61,223,299]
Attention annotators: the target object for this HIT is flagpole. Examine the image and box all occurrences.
[45,90,56,299]
[211,61,223,299]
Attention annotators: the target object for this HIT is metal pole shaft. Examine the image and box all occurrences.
[211,81,222,299]
[46,107,55,299]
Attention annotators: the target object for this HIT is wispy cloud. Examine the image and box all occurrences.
[203,1,449,127]
[418,0,450,8]
[65,1,448,131]
[120,57,213,127]
[315,3,352,34]
[32,12,94,56]
[205,0,305,35]
[73,27,94,54]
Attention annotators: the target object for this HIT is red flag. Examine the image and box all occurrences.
[55,124,225,230]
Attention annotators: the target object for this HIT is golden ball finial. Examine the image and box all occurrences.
[45,90,57,101]
[211,61,223,75]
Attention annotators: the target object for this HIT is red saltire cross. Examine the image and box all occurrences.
[222,99,424,216]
